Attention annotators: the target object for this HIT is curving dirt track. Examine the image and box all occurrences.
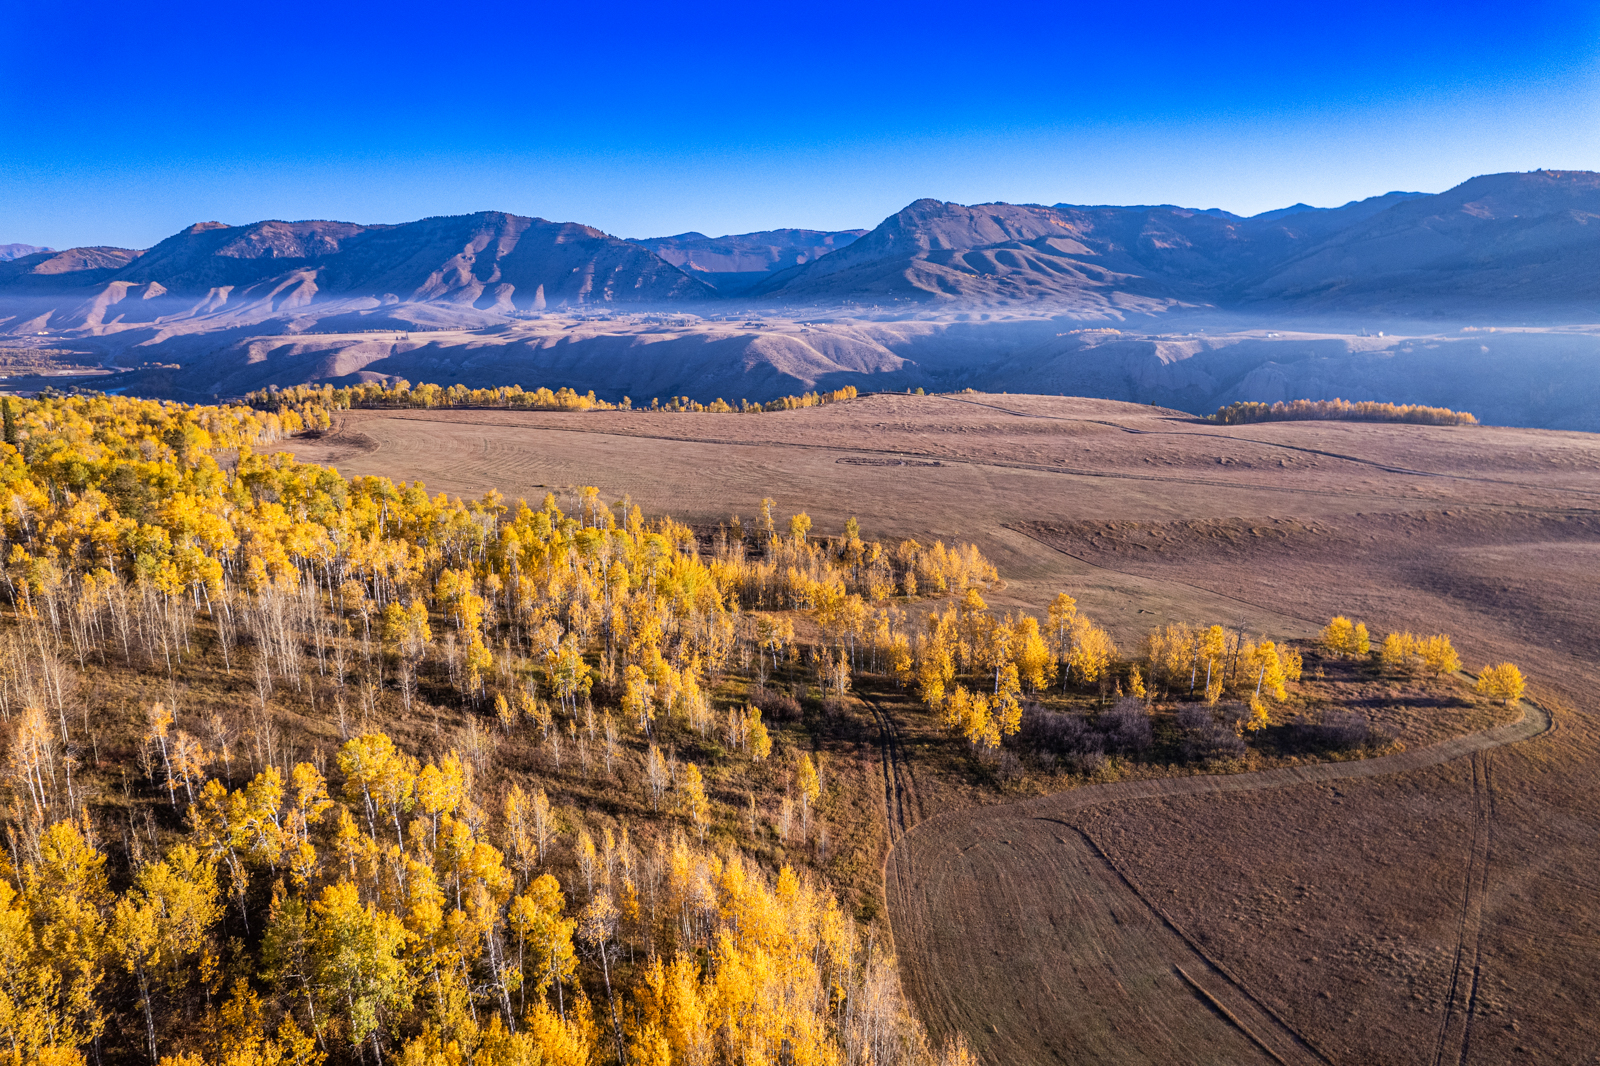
[885,704,1552,1066]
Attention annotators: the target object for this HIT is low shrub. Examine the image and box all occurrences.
[1178,703,1247,762]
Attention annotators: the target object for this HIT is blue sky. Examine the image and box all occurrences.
[4,0,1598,249]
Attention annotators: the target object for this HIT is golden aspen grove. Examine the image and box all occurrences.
[1209,398,1478,426]
[245,382,862,418]
[0,391,1528,1066]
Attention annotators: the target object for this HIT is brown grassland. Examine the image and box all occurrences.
[287,392,1600,1066]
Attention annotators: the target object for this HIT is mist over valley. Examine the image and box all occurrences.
[5,169,1600,429]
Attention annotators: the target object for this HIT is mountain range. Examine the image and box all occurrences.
[4,169,1600,430]
[5,170,1600,330]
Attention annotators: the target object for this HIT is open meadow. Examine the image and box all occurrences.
[283,392,1600,1065]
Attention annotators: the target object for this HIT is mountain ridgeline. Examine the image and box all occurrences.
[5,170,1600,432]
[5,170,1600,326]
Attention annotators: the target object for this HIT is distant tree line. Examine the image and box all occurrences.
[247,381,861,416]
[1210,398,1478,426]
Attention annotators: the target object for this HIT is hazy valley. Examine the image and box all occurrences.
[4,169,1600,428]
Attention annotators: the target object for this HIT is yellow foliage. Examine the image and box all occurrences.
[1418,634,1461,676]
[1476,662,1526,705]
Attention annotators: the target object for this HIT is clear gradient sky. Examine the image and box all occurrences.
[4,0,1598,250]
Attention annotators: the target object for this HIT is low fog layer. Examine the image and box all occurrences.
[4,312,1596,431]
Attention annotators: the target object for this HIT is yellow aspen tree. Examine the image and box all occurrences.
[795,753,821,832]
[886,631,913,687]
[1321,616,1355,656]
[0,876,89,1063]
[1282,646,1304,681]
[1382,631,1418,668]
[145,701,178,807]
[680,764,711,842]
[110,844,223,1064]
[337,733,401,840]
[1067,619,1117,684]
[622,665,654,735]
[503,785,538,887]
[26,818,110,1054]
[199,977,323,1066]
[645,747,668,810]
[1244,694,1271,732]
[1419,634,1462,676]
[1011,614,1055,692]
[289,763,334,844]
[746,710,772,763]
[414,754,465,852]
[577,892,626,1065]
[1199,625,1228,688]
[1352,622,1371,657]
[168,732,209,806]
[990,662,1023,739]
[1245,640,1289,701]
[523,992,598,1066]
[1476,663,1526,705]
[307,881,412,1062]
[1046,593,1078,679]
[507,874,578,1018]
[576,831,599,898]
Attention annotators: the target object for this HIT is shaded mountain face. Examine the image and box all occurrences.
[752,174,1600,311]
[0,212,715,332]
[0,246,143,289]
[631,228,867,273]
[749,192,1440,306]
[1243,170,1600,309]
[629,228,868,294]
[114,213,718,307]
[0,243,54,261]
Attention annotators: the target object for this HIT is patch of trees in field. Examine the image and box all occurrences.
[965,607,1523,781]
[0,393,988,1066]
[1210,398,1478,426]
[246,382,861,417]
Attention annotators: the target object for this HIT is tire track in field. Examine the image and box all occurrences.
[1435,752,1495,1066]
[859,692,921,844]
[934,395,1600,501]
[887,702,1552,1066]
[349,412,1453,508]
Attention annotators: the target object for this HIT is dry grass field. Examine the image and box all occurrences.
[289,392,1600,1066]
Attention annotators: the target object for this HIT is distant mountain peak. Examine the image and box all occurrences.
[0,243,55,261]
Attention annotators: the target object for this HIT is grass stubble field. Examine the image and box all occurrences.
[290,392,1600,1066]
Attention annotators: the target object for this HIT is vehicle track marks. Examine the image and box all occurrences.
[887,703,1552,1066]
[934,395,1600,499]
[1434,752,1494,1066]
[1076,828,1332,1066]
[861,693,921,844]
[357,412,1451,507]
